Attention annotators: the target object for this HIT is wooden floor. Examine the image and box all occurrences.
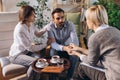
[0,67,5,80]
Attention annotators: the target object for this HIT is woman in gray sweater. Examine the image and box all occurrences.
[67,5,120,80]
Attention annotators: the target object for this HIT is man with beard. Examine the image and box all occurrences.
[46,8,79,80]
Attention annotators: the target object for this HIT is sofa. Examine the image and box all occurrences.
[0,12,27,80]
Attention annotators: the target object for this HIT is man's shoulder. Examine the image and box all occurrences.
[65,21,73,25]
[64,21,75,30]
[47,21,55,28]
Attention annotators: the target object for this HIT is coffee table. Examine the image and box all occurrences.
[31,58,70,80]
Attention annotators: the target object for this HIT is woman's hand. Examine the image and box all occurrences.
[68,50,81,57]
[47,38,55,45]
[63,46,72,53]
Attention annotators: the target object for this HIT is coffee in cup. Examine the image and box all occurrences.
[37,58,46,66]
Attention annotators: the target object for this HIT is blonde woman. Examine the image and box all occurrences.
[68,5,120,80]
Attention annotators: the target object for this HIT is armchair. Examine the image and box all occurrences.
[66,12,87,48]
[66,12,81,40]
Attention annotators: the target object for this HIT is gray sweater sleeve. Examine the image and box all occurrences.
[82,33,100,66]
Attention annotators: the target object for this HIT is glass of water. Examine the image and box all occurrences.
[58,58,64,67]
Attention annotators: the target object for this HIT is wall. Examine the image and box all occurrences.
[1,0,99,12]
[2,0,37,12]
[0,12,18,57]
[1,0,53,12]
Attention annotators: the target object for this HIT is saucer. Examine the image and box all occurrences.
[35,62,48,68]
[50,59,58,63]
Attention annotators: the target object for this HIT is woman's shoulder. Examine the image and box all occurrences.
[95,26,119,35]
[90,26,120,41]
[14,22,26,32]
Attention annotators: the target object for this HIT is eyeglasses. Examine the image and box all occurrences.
[56,16,64,20]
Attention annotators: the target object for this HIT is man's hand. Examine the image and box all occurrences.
[63,45,82,57]
[62,46,72,53]
[69,43,79,51]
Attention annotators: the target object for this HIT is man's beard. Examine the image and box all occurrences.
[59,22,64,27]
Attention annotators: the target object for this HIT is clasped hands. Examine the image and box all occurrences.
[63,43,81,57]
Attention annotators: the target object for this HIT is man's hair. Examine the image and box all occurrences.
[19,5,35,24]
[52,8,64,18]
[85,5,108,26]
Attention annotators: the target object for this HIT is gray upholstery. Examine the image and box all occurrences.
[66,12,81,39]
[0,57,10,67]
[3,63,27,78]
[0,57,27,79]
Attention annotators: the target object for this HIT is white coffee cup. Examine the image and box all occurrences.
[51,55,60,63]
[37,58,46,66]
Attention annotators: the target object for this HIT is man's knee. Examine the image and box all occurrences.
[70,55,79,63]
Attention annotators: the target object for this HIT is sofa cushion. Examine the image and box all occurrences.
[66,12,80,25]
[3,63,27,79]
[0,57,10,67]
[66,12,81,39]
[74,25,80,37]
[0,57,27,79]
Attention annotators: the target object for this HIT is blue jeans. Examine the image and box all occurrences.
[57,51,79,79]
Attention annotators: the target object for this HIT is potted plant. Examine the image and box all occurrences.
[33,0,51,44]
[16,1,29,7]
[34,0,51,29]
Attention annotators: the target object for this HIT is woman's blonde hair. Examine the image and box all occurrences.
[85,5,108,26]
